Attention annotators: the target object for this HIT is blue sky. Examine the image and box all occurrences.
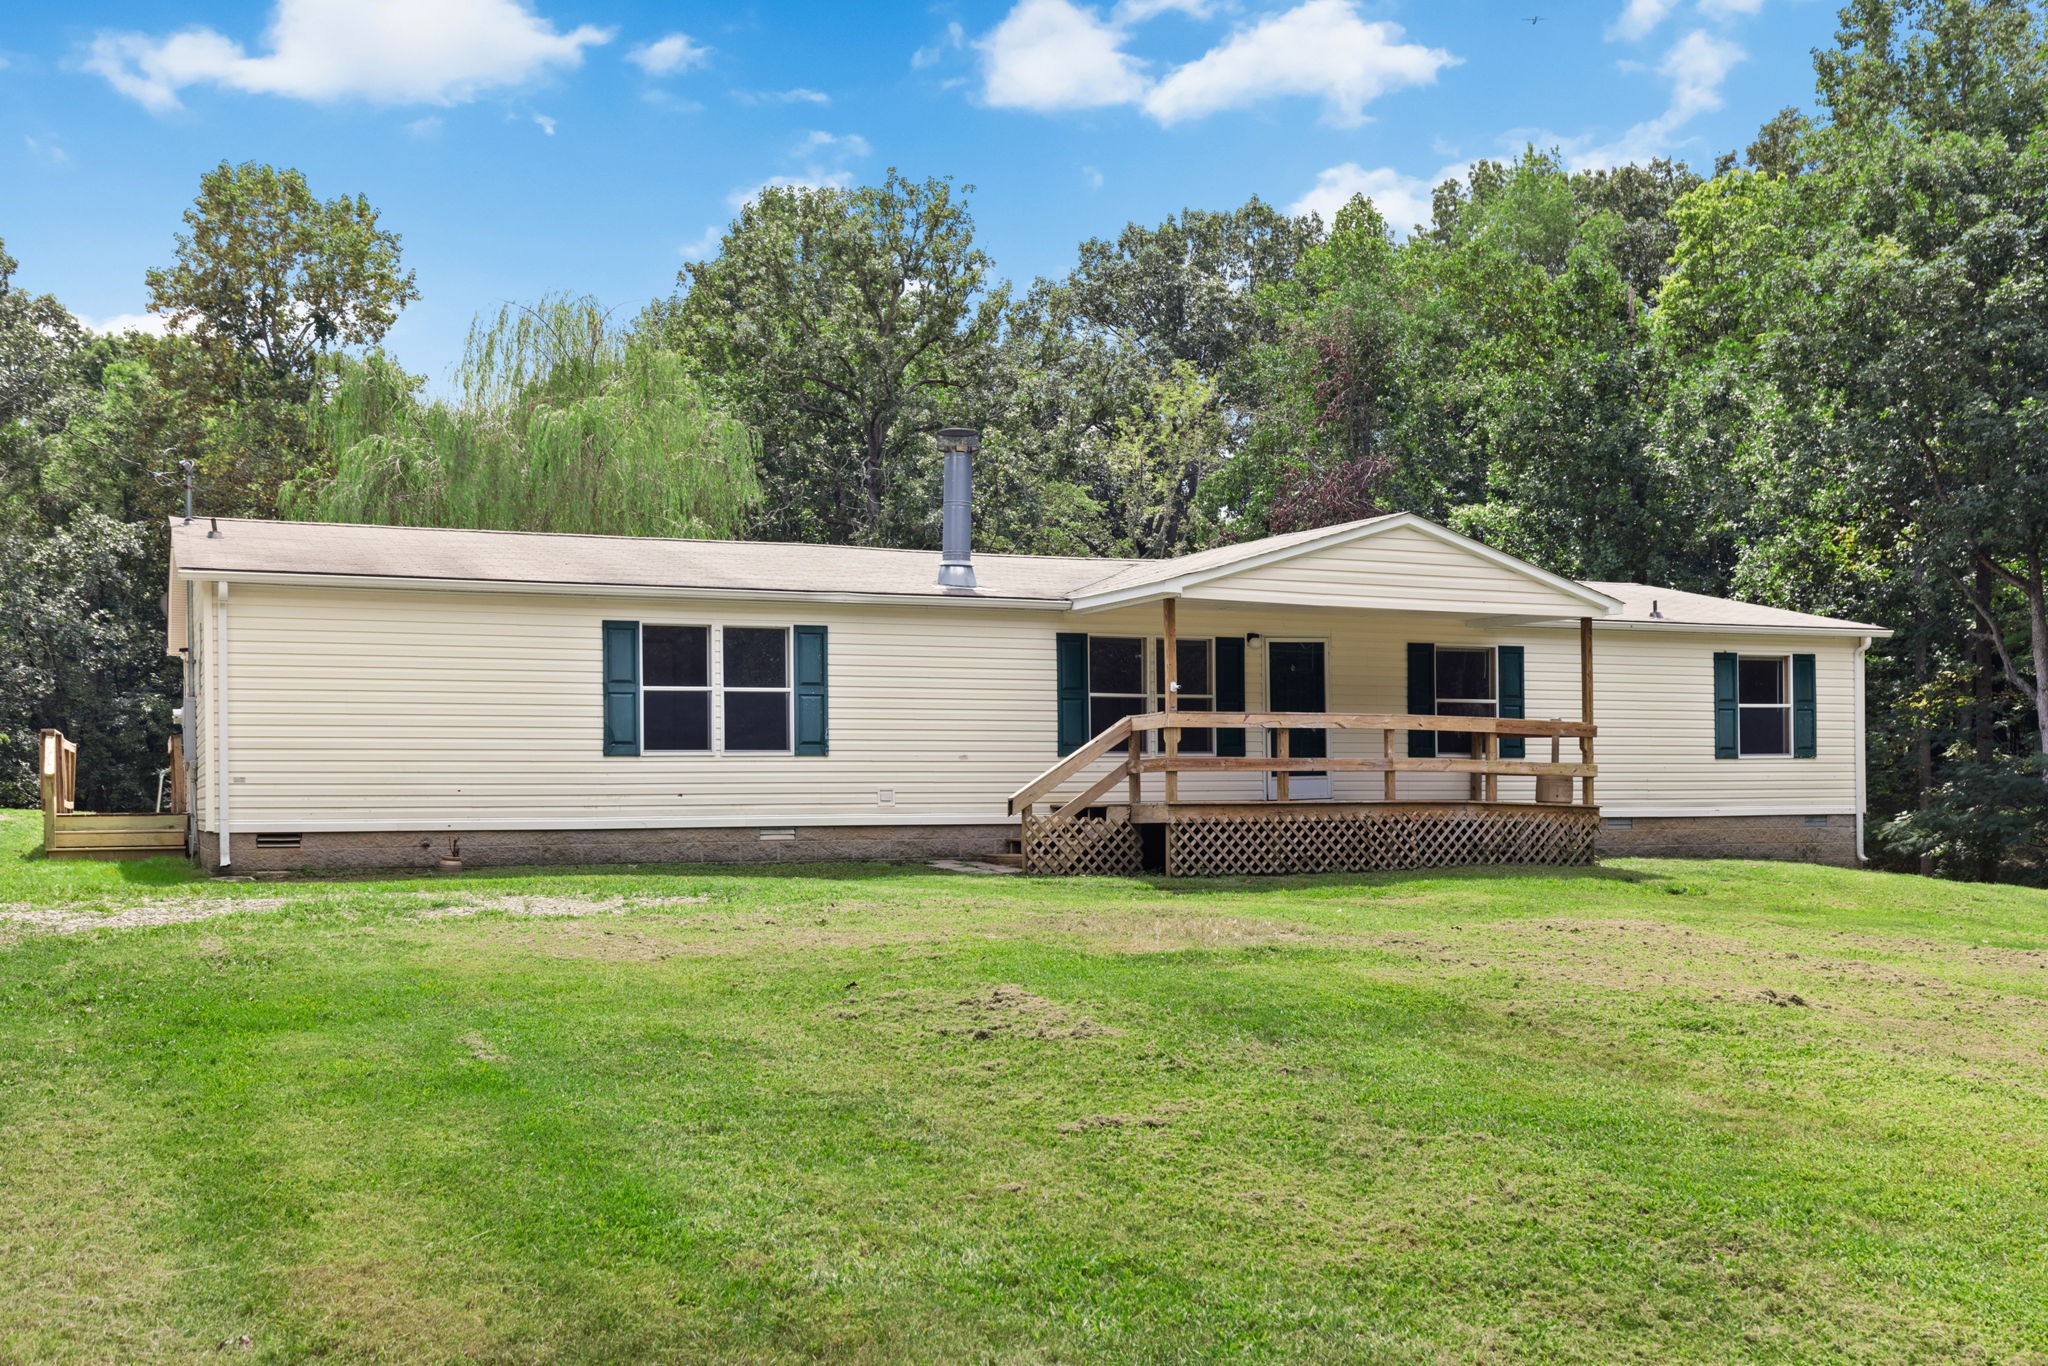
[3,0,1839,386]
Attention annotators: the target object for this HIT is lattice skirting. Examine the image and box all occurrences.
[1021,807,1142,877]
[1165,804,1597,877]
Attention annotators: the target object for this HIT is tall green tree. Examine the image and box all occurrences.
[1659,0,2048,873]
[145,161,418,516]
[657,172,1006,545]
[293,296,759,539]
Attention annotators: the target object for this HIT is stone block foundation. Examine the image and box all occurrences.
[1595,814,1859,867]
[199,824,1016,876]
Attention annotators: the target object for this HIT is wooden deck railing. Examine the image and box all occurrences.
[39,728,78,848]
[1009,712,1597,821]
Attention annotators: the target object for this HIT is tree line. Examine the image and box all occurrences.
[4,0,2043,879]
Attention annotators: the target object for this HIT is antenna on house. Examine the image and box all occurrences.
[148,456,199,524]
[1649,598,1663,619]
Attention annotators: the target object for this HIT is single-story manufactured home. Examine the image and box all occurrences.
[165,477,1888,876]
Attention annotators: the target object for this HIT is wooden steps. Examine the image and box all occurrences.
[46,812,186,860]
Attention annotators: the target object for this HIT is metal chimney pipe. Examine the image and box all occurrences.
[936,427,980,589]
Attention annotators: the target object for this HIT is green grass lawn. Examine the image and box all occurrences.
[3,811,2047,1364]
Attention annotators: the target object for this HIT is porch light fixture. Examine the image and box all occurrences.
[1246,633,1263,648]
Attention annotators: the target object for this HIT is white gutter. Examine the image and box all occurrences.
[214,580,231,868]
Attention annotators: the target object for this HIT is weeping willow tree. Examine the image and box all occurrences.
[289,295,759,537]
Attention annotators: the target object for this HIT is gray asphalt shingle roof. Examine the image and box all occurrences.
[169,517,1886,634]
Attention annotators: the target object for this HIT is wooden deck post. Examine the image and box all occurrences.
[1275,725,1290,802]
[1162,598,1179,805]
[1483,733,1499,803]
[1383,729,1396,801]
[1580,616,1597,807]
[39,729,58,853]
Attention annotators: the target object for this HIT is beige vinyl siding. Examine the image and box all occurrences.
[216,584,1068,831]
[1587,627,1862,816]
[1178,523,1602,616]
[201,580,1866,833]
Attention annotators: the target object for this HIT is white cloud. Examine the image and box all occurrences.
[975,0,1453,127]
[728,129,872,209]
[1607,0,1677,41]
[912,21,966,69]
[1141,0,1455,126]
[23,135,70,165]
[1083,164,1104,188]
[85,0,611,112]
[733,87,830,105]
[1661,27,1744,121]
[1698,0,1766,17]
[406,115,443,138]
[627,32,708,77]
[1114,0,1214,19]
[532,112,556,134]
[1552,27,1744,168]
[1288,162,1441,233]
[678,225,724,260]
[81,311,171,337]
[978,0,1147,112]
[794,130,870,158]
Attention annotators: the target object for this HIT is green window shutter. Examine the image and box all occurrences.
[602,620,640,756]
[1214,636,1247,757]
[1056,632,1089,755]
[1792,652,1817,759]
[1406,642,1437,759]
[1497,645,1526,759]
[794,625,829,756]
[1713,651,1739,759]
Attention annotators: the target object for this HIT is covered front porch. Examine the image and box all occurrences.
[1008,518,1614,876]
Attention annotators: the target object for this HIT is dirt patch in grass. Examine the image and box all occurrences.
[0,898,289,938]
[417,894,709,921]
[942,983,1123,1040]
[1032,910,1355,955]
[832,982,1124,1043]
[1057,1113,1171,1133]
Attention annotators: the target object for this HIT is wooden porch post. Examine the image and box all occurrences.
[1580,616,1597,807]
[1162,598,1179,805]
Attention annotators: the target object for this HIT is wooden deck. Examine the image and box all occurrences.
[39,728,188,860]
[1010,706,1601,877]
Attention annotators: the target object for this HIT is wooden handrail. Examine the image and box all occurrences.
[1127,711,1595,738]
[1008,713,1137,815]
[1011,709,1600,829]
[1136,755,1595,778]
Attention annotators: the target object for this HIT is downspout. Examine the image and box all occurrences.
[1855,635,1870,865]
[215,580,232,869]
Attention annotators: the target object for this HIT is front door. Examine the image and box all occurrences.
[1266,639,1329,797]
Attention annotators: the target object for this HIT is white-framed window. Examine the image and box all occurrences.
[1088,636,1149,753]
[1738,655,1791,757]
[1434,646,1496,757]
[1154,635,1214,754]
[1086,636,1216,753]
[643,625,711,753]
[722,626,793,754]
[641,624,793,755]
